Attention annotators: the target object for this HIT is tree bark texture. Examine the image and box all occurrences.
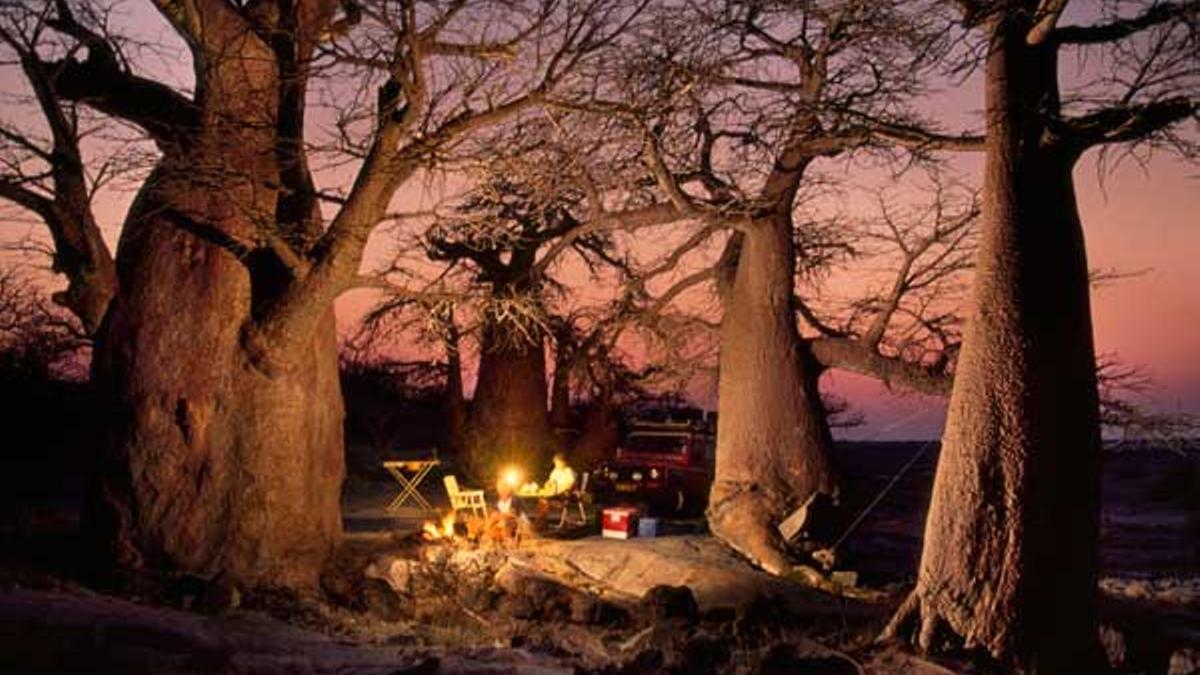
[884,11,1103,671]
[465,323,551,485]
[86,17,344,590]
[708,219,838,575]
[549,341,573,431]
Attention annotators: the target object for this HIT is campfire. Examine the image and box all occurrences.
[421,465,534,546]
[422,510,458,541]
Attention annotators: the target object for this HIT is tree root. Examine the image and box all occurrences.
[882,588,1113,674]
[707,488,792,576]
[877,588,952,655]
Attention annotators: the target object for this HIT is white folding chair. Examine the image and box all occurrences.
[443,474,487,519]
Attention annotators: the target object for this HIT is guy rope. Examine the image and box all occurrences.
[813,404,940,569]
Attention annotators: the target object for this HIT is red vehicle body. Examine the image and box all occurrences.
[590,420,715,516]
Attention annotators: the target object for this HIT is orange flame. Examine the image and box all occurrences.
[422,510,457,540]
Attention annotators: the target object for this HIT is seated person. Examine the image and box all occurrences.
[543,453,577,496]
[535,453,577,525]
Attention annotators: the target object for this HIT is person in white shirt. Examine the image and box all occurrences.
[543,453,577,496]
[535,453,577,527]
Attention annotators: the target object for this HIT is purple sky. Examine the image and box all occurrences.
[1,1,1196,441]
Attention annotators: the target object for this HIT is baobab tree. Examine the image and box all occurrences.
[0,0,635,588]
[365,128,646,482]
[422,174,582,481]
[557,0,985,573]
[881,1,1198,670]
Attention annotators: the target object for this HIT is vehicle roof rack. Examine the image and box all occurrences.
[628,418,713,432]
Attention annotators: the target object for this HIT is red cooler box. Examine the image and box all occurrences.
[601,507,639,539]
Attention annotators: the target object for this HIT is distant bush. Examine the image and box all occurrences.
[338,346,451,478]
[0,270,96,524]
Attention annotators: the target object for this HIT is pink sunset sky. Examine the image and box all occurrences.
[827,124,1200,439]
[1,2,1196,440]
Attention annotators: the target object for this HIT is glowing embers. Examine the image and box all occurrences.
[422,510,458,541]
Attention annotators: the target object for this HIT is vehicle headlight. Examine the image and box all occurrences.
[649,468,660,479]
[632,471,643,481]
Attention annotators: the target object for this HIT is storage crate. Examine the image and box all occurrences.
[637,517,659,538]
[601,507,639,539]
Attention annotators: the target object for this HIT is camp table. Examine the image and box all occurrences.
[382,457,440,512]
[517,484,552,498]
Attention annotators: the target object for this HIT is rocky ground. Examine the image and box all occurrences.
[2,444,1195,674]
[0,527,947,675]
[2,522,1197,675]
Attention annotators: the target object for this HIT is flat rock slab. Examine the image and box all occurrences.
[508,535,882,618]
[0,589,570,675]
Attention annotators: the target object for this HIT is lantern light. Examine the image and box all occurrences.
[501,466,523,490]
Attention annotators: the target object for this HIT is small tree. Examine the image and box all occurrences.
[1096,355,1200,451]
[0,268,88,381]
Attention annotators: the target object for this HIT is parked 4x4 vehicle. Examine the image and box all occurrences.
[590,419,715,516]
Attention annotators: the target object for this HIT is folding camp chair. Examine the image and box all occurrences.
[443,474,487,520]
[556,471,590,528]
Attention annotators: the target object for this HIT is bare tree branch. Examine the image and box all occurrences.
[1053,1,1199,46]
[1026,0,1071,46]
[40,0,200,145]
[810,336,952,396]
[1059,97,1197,150]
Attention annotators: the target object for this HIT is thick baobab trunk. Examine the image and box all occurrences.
[91,178,344,591]
[708,220,838,575]
[86,32,344,590]
[549,340,573,431]
[883,16,1103,672]
[466,325,551,484]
